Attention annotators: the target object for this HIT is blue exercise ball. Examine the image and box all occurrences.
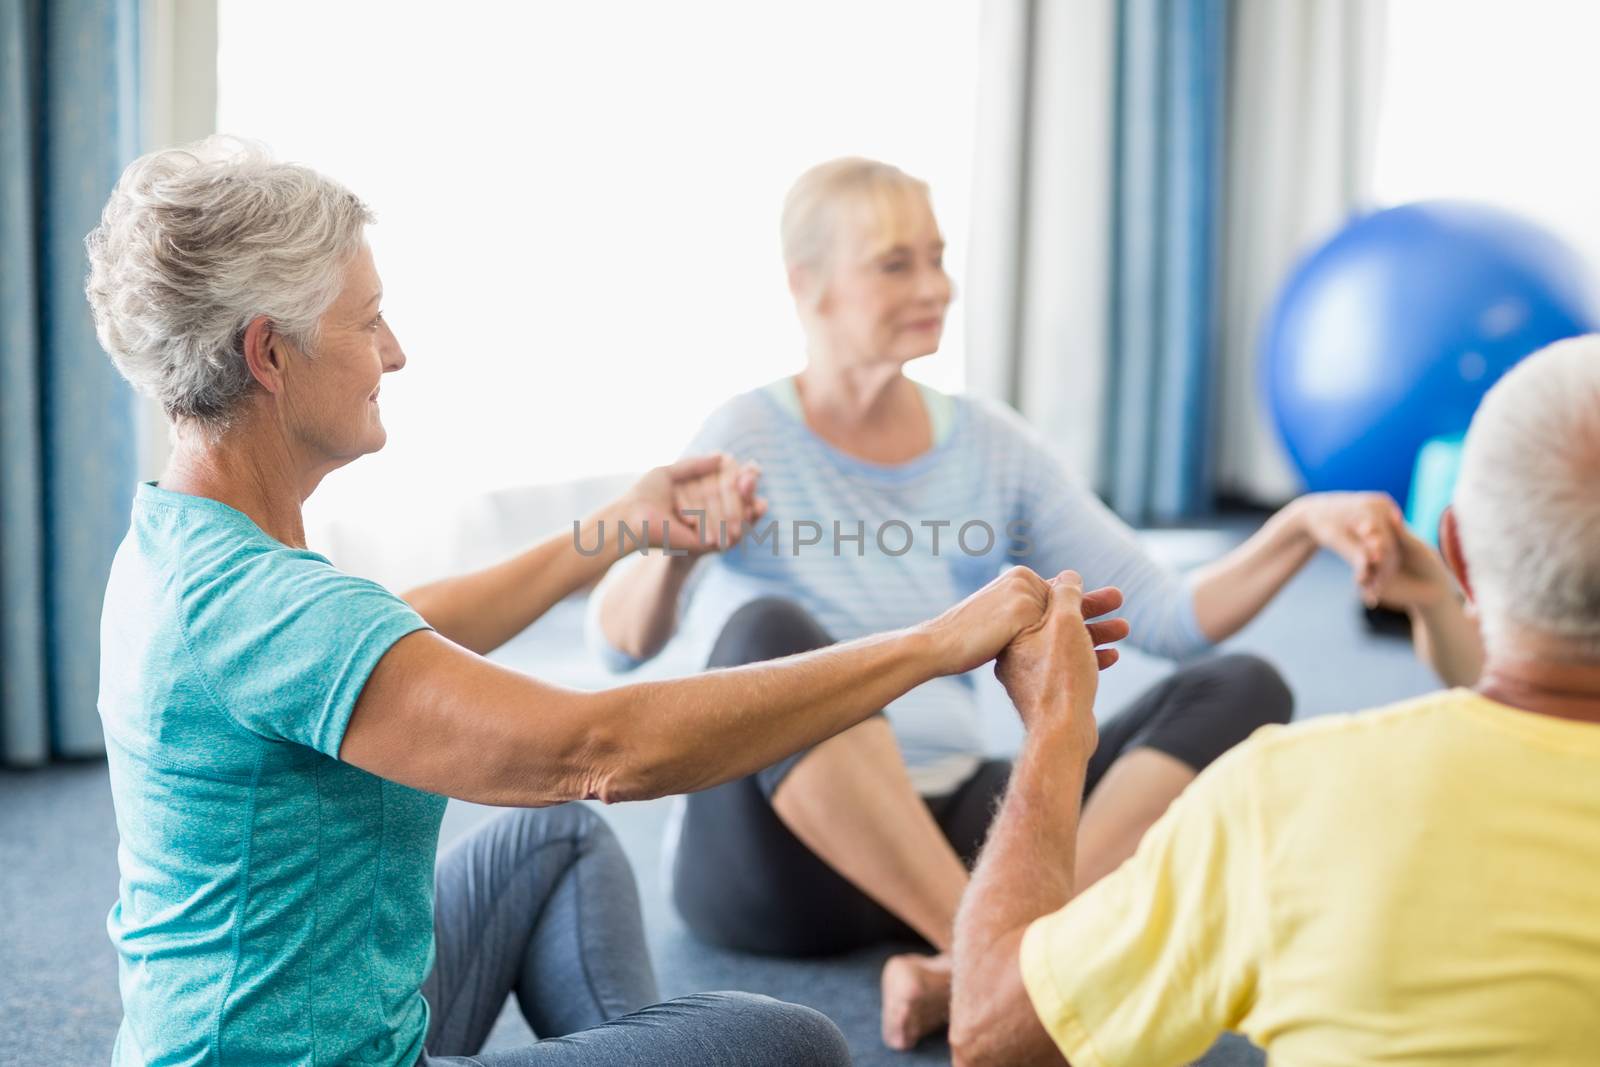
[1263,201,1599,503]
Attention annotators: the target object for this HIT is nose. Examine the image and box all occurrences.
[379,318,406,372]
[919,265,952,307]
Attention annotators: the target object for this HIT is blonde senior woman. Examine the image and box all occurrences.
[593,158,1477,1050]
[84,138,1096,1067]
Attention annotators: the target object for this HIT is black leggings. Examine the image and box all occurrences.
[670,597,1294,957]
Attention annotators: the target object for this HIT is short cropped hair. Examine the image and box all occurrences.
[1454,334,1600,656]
[85,136,373,430]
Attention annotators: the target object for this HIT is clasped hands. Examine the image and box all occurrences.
[1292,492,1457,612]
[928,567,1130,751]
[618,452,767,557]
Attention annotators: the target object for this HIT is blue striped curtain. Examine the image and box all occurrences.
[1,0,141,765]
[1103,0,1229,523]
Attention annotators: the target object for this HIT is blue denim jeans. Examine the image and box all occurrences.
[416,804,849,1066]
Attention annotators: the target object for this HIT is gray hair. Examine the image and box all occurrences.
[1454,334,1600,657]
[84,136,373,429]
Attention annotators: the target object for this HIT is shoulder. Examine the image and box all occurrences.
[168,518,413,646]
[1226,690,1468,781]
[687,384,792,455]
[954,392,1047,441]
[950,394,1060,469]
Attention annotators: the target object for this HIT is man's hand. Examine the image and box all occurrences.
[996,572,1127,747]
[921,566,1053,677]
[1366,512,1457,613]
[616,452,766,556]
[1294,492,1404,606]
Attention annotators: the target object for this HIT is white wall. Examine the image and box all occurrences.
[213,0,983,529]
[137,0,218,479]
[1372,0,1600,273]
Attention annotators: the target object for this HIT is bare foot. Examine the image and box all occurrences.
[881,951,952,1051]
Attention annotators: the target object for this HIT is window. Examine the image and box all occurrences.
[217,1,981,521]
[1373,0,1600,269]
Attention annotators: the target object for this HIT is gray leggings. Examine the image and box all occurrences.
[417,803,849,1066]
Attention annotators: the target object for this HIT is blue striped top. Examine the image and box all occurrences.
[591,380,1210,794]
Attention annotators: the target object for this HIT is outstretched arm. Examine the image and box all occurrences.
[343,567,1050,809]
[1188,492,1404,643]
[950,573,1120,1067]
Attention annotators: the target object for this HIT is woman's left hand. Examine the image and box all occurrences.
[618,452,767,555]
[1294,491,1405,606]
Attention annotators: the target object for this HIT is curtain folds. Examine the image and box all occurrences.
[1216,0,1387,504]
[972,0,1385,520]
[1103,0,1229,524]
[1,0,141,766]
[966,0,1117,487]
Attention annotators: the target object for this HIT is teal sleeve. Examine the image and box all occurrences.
[184,551,431,758]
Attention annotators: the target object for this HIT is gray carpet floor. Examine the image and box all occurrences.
[0,528,1441,1065]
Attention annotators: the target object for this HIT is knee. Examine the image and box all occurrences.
[1206,653,1294,730]
[708,597,832,667]
[684,993,851,1066]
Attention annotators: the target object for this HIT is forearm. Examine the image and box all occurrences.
[596,552,698,661]
[403,505,633,655]
[575,624,949,803]
[1189,500,1316,643]
[951,721,1089,1066]
[1409,595,1485,686]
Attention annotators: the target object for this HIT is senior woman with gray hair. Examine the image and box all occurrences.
[84,137,1091,1066]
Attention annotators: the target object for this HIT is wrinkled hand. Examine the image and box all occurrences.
[620,452,767,555]
[1296,492,1404,607]
[924,566,1053,677]
[995,572,1127,746]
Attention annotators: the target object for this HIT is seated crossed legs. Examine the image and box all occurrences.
[670,595,1290,1048]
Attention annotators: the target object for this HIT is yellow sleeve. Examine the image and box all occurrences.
[1019,739,1267,1067]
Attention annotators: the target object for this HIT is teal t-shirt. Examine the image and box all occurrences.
[98,483,441,1066]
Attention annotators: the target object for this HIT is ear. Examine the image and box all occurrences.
[240,315,291,396]
[787,263,827,314]
[1439,506,1474,604]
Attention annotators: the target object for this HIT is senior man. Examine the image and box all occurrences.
[950,336,1600,1066]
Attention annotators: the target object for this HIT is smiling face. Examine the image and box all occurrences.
[278,244,406,466]
[801,186,952,370]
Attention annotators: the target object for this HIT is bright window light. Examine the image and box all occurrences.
[216,1,980,522]
[1373,0,1600,271]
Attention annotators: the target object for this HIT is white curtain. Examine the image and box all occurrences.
[965,0,1117,487]
[1215,0,1388,503]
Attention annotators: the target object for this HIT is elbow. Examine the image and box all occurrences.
[948,996,1004,1067]
[949,931,1060,1067]
[569,696,683,805]
[948,1021,1012,1067]
[948,961,1004,1067]
[585,755,664,806]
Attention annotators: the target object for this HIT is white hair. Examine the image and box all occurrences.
[1454,334,1600,657]
[84,136,373,429]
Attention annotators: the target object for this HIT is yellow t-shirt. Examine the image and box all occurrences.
[1020,689,1600,1066]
